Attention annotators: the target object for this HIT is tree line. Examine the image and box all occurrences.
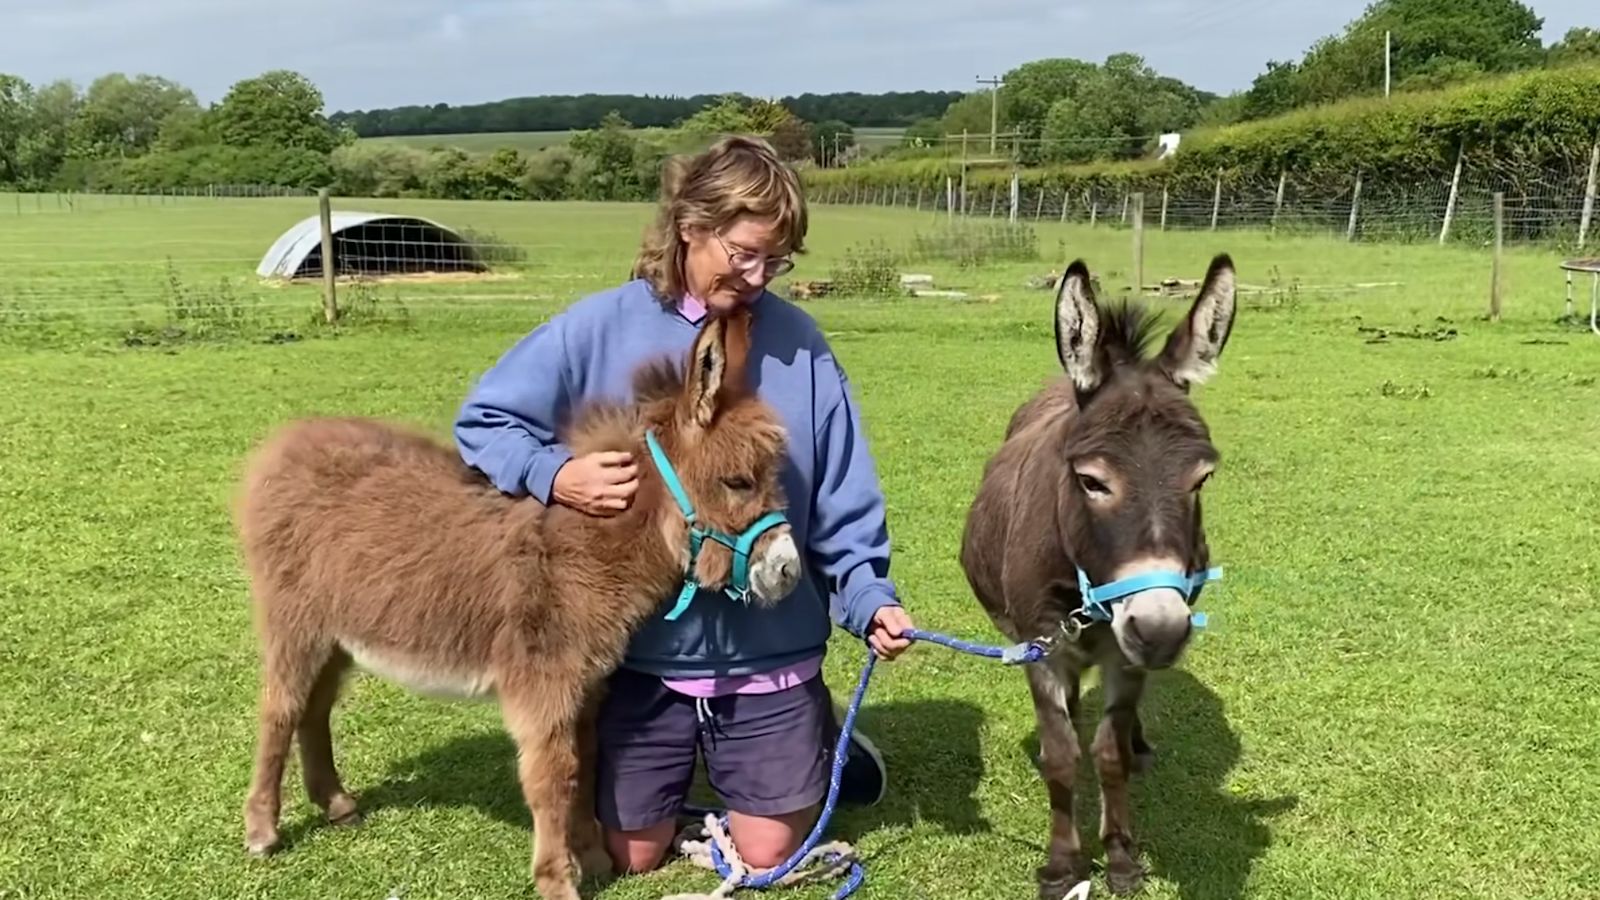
[901,0,1599,167]
[336,98,854,202]
[1228,0,1597,121]
[0,69,351,191]
[331,90,964,138]
[810,64,1600,235]
[6,0,1596,204]
[0,66,872,196]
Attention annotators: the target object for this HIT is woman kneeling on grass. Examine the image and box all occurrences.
[453,134,914,873]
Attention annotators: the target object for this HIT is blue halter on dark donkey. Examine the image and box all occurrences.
[643,430,1221,900]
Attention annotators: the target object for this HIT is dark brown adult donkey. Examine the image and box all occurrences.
[960,254,1237,897]
[232,306,801,900]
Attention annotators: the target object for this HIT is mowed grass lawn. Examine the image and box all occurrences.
[2,199,1598,900]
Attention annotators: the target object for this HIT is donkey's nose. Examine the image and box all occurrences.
[1127,611,1191,653]
[750,531,802,604]
[1115,590,1194,668]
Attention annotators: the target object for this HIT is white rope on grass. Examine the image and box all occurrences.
[660,812,861,900]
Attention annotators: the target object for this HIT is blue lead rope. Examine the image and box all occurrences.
[898,626,1049,664]
[697,628,1036,899]
[685,566,1223,900]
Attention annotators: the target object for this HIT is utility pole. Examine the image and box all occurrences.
[976,75,1004,155]
[1385,30,1392,97]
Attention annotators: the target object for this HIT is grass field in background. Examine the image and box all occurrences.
[2,199,1598,899]
[358,126,909,156]
[361,130,582,154]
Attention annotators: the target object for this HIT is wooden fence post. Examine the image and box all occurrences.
[1346,172,1363,241]
[1131,192,1145,296]
[318,188,338,325]
[1440,142,1464,245]
[1489,192,1504,322]
[1579,135,1599,251]
[1271,169,1287,234]
[1159,187,1169,231]
[1210,172,1222,231]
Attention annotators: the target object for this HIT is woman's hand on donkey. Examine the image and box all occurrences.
[553,451,638,515]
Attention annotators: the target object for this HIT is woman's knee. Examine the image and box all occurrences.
[726,806,819,870]
[605,820,676,874]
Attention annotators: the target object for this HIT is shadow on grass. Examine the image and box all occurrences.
[825,697,993,841]
[1016,667,1297,900]
[286,695,992,850]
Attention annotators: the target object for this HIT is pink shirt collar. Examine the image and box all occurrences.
[677,293,707,325]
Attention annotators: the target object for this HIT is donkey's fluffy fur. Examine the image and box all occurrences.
[232,306,793,900]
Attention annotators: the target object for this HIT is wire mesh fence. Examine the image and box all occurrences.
[2,143,1596,350]
[0,192,625,349]
[810,152,1600,251]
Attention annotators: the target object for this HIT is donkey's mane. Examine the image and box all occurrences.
[631,357,686,404]
[1097,299,1166,366]
[558,355,686,459]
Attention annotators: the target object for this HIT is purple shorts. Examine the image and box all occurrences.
[593,666,837,831]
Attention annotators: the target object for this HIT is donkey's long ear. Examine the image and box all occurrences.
[684,306,753,428]
[1158,253,1236,390]
[1055,259,1103,393]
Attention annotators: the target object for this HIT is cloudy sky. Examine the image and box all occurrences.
[5,0,1592,112]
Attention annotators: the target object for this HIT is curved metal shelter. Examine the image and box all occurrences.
[256,211,489,279]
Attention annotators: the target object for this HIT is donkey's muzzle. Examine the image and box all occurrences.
[748,527,801,605]
[1089,559,1219,669]
[1114,589,1194,669]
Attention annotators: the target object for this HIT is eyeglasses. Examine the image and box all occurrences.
[715,231,794,280]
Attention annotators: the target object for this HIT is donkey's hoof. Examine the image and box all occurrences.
[1039,877,1092,900]
[325,793,362,827]
[1038,854,1091,900]
[1105,858,1145,895]
[244,833,280,858]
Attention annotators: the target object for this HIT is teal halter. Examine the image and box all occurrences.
[644,429,789,621]
[1075,565,1222,629]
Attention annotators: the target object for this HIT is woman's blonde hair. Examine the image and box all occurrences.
[633,135,808,304]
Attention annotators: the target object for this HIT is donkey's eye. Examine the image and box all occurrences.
[1191,471,1214,492]
[722,476,755,492]
[1076,473,1111,497]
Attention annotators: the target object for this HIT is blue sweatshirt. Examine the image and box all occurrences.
[453,278,900,678]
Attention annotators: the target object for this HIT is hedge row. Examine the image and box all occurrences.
[803,65,1600,197]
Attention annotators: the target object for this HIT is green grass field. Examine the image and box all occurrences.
[362,130,584,154]
[2,197,1599,900]
[359,126,908,156]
